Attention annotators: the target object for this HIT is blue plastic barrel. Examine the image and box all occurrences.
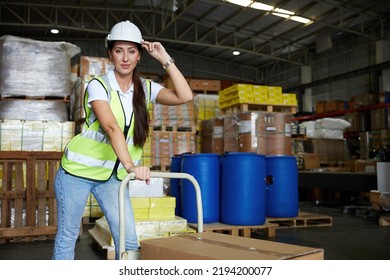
[265,155,299,218]
[170,155,182,216]
[221,152,266,225]
[181,153,220,223]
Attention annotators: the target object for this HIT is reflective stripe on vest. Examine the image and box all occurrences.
[78,129,135,146]
[61,76,151,181]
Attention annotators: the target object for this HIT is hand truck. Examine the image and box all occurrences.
[118,171,204,260]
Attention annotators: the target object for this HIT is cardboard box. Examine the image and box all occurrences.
[316,101,326,113]
[324,100,345,113]
[129,178,165,197]
[295,153,320,170]
[149,207,175,220]
[189,79,221,92]
[140,232,324,260]
[352,159,377,173]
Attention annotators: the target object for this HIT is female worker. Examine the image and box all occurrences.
[52,20,193,260]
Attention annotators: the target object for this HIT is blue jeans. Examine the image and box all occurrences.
[52,166,138,260]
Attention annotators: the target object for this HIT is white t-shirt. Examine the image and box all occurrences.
[86,69,163,125]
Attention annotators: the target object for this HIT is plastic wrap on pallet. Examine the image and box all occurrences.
[312,129,345,139]
[0,99,69,121]
[311,118,351,139]
[200,116,224,154]
[193,94,221,131]
[314,118,351,130]
[237,112,258,153]
[299,121,316,138]
[0,35,80,98]
[0,119,75,151]
[223,113,239,152]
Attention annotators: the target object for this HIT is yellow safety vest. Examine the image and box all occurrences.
[61,75,151,181]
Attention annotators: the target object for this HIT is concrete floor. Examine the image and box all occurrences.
[0,201,389,260]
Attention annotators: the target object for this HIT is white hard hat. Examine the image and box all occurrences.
[105,20,143,47]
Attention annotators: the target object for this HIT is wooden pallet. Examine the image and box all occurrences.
[188,222,278,238]
[291,134,307,140]
[0,95,70,102]
[150,165,171,171]
[379,215,390,226]
[89,227,115,260]
[221,103,297,114]
[0,151,62,243]
[266,212,333,228]
[152,125,196,132]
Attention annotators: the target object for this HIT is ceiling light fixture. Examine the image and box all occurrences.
[227,0,252,7]
[50,28,59,34]
[225,0,313,25]
[233,50,240,56]
[274,8,294,15]
[250,2,273,11]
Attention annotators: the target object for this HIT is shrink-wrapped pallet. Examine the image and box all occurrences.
[223,113,239,152]
[0,99,69,122]
[200,116,224,153]
[0,35,80,98]
[237,112,258,153]
[0,119,75,151]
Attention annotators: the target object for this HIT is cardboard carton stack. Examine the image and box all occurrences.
[146,101,196,169]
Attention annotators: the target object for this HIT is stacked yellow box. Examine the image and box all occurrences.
[193,94,220,131]
[218,84,292,108]
[282,93,298,105]
[131,196,176,220]
[150,197,176,220]
[141,134,152,167]
[267,86,283,105]
[92,215,195,247]
[132,197,151,220]
[90,196,194,246]
[218,84,253,108]
[253,85,269,104]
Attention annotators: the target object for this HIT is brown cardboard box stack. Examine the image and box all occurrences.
[188,79,221,92]
[72,56,112,124]
[304,139,348,165]
[148,131,196,167]
[145,99,196,168]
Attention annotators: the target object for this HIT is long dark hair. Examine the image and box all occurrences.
[107,41,149,147]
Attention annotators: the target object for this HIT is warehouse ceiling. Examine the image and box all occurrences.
[1,0,390,80]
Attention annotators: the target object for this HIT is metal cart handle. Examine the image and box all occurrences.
[119,171,204,259]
